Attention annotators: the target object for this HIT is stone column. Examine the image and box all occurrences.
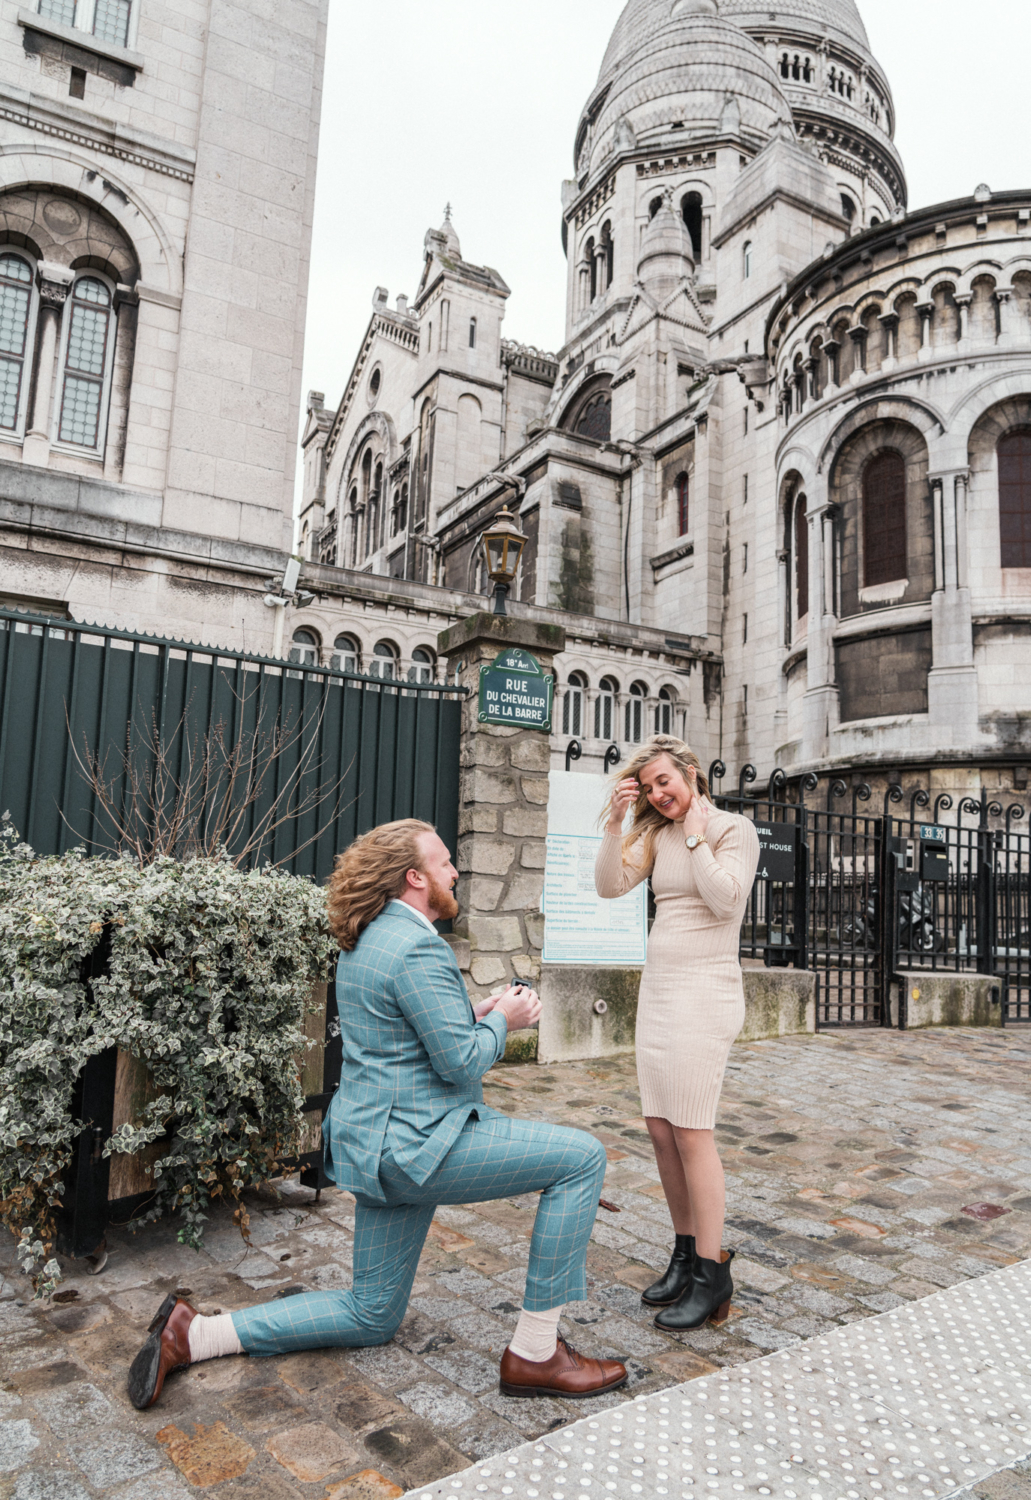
[23,261,74,467]
[928,468,978,744]
[880,311,899,367]
[956,293,972,346]
[437,612,566,1010]
[802,483,840,762]
[917,300,934,360]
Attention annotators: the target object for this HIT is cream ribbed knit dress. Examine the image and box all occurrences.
[595,811,761,1129]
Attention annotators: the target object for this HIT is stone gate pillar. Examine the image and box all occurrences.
[437,613,566,1024]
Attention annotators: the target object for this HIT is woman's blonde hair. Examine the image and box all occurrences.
[327,818,435,951]
[602,735,712,868]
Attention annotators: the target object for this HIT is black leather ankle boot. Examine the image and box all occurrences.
[653,1249,735,1331]
[641,1234,696,1307]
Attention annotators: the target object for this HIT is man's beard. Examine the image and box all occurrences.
[426,872,459,921]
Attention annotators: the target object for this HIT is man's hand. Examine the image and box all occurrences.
[494,984,542,1030]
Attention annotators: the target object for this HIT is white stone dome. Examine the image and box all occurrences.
[586,10,792,174]
[600,0,871,81]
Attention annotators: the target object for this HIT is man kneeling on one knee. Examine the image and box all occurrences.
[129,817,627,1409]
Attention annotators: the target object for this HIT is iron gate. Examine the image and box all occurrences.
[706,763,1030,1028]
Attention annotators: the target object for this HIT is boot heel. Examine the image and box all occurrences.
[711,1298,732,1324]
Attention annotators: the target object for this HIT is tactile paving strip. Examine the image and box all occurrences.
[405,1259,1031,1500]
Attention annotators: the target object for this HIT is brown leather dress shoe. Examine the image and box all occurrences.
[500,1334,628,1399]
[127,1294,198,1410]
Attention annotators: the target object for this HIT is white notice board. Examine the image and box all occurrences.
[542,771,647,966]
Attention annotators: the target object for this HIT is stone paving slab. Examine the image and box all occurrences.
[1,1028,1030,1499]
[402,1259,1031,1500]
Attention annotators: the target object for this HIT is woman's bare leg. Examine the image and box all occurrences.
[646,1117,695,1236]
[671,1127,724,1260]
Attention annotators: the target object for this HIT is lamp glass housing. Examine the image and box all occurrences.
[481,505,527,585]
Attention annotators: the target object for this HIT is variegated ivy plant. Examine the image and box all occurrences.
[0,815,335,1295]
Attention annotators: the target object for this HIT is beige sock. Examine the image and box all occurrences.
[508,1305,562,1364]
[188,1312,244,1362]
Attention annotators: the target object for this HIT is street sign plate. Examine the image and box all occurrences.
[478,647,554,732]
[753,821,798,883]
[920,825,947,843]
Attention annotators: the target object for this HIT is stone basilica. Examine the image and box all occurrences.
[306,0,1025,798]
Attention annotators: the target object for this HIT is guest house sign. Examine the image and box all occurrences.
[478,647,554,732]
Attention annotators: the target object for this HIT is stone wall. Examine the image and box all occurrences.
[536,964,817,1065]
[438,612,565,999]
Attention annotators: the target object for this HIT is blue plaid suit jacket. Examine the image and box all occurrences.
[323,901,508,1204]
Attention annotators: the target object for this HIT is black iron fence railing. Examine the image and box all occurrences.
[703,759,1027,1028]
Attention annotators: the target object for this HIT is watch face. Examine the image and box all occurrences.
[686,835,699,849]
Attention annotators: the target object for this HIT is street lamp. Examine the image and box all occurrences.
[480,505,527,616]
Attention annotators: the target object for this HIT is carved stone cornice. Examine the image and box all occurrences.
[36,260,73,307]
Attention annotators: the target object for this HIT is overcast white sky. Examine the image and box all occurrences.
[300,0,1031,419]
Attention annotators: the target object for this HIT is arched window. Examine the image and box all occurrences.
[625,681,647,744]
[56,275,115,451]
[655,687,674,736]
[863,450,908,587]
[348,485,359,567]
[409,646,435,683]
[675,473,690,535]
[795,494,809,618]
[331,634,360,674]
[869,214,882,228]
[584,236,597,303]
[595,676,618,741]
[649,197,663,220]
[562,381,613,443]
[289,628,319,667]
[562,671,587,737]
[743,241,752,280]
[369,367,381,400]
[841,193,856,224]
[396,482,408,533]
[469,317,477,349]
[999,429,1031,568]
[601,221,614,290]
[369,640,398,680]
[0,252,36,436]
[682,192,703,259]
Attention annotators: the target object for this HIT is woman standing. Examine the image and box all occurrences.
[595,736,759,1330]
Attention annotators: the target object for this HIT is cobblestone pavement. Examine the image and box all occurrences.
[2,1028,1030,1500]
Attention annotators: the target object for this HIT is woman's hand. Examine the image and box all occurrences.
[683,787,713,841]
[606,777,640,836]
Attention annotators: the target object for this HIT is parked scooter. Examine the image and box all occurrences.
[898,888,945,954]
[841,888,943,953]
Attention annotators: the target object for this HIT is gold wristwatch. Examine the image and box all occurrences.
[685,834,708,851]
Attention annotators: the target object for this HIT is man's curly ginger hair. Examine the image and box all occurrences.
[327,818,436,951]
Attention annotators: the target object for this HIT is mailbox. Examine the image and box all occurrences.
[919,825,949,883]
[921,843,950,882]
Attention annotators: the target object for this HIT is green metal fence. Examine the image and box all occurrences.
[0,608,464,879]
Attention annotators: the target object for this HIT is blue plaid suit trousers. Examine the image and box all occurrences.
[231,1112,607,1356]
